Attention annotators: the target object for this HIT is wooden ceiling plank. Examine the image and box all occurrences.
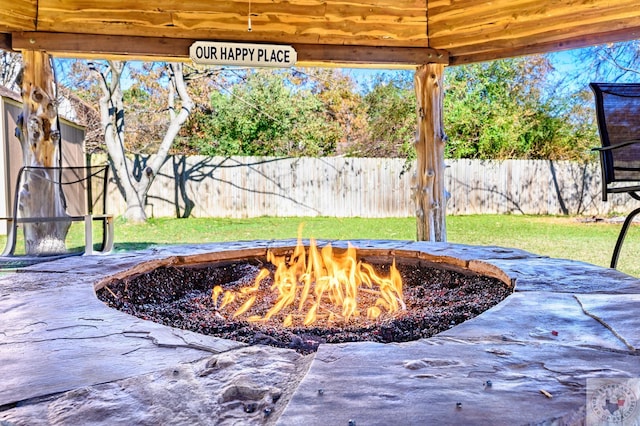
[172,11,426,41]
[34,0,427,47]
[429,0,640,43]
[18,23,428,48]
[428,0,534,23]
[450,26,640,65]
[433,15,640,47]
[11,31,447,66]
[428,0,636,26]
[324,1,426,21]
[442,14,640,60]
[3,1,640,66]
[0,0,37,32]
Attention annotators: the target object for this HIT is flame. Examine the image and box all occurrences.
[211,230,404,327]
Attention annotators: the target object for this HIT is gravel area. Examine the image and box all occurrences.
[97,257,512,354]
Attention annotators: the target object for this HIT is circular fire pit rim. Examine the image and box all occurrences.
[93,241,517,292]
[92,239,518,351]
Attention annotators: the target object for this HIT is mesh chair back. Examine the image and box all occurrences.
[590,83,640,183]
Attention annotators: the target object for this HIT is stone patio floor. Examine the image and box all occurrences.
[1,240,639,425]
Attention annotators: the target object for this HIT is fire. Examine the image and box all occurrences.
[211,234,405,327]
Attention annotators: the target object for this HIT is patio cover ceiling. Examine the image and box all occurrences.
[1,1,640,67]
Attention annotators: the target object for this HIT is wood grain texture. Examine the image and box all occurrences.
[450,27,640,65]
[0,32,11,50]
[429,0,640,63]
[95,156,625,219]
[413,64,446,242]
[3,1,640,67]
[11,32,448,66]
[0,0,36,32]
[18,50,72,254]
[34,0,428,47]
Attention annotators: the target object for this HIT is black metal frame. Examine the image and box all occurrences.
[590,82,640,268]
[1,164,114,257]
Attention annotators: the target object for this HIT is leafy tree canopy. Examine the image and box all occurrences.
[351,72,417,158]
[11,48,624,162]
[443,56,597,160]
[180,68,341,157]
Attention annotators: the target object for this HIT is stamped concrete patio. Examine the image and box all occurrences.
[1,240,639,425]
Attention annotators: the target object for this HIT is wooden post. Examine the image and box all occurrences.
[413,63,446,242]
[19,51,58,167]
[16,50,70,254]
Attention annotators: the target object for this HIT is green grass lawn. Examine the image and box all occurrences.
[3,215,638,277]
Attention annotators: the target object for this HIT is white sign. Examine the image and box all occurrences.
[190,42,297,68]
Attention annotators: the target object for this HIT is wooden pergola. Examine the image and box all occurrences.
[2,0,640,241]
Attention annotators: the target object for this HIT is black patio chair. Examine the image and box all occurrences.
[1,164,114,258]
[590,82,640,268]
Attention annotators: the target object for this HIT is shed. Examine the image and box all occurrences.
[0,85,86,233]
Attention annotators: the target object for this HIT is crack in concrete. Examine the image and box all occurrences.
[0,389,65,413]
[121,346,143,356]
[0,321,48,337]
[122,329,236,354]
[0,301,30,314]
[0,332,136,346]
[1,329,239,355]
[45,324,98,332]
[573,295,635,352]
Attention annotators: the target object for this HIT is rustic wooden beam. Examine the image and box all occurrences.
[12,32,195,62]
[295,44,448,67]
[413,63,446,242]
[5,0,640,68]
[12,32,449,66]
[0,33,11,50]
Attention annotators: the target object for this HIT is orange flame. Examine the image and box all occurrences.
[211,230,404,327]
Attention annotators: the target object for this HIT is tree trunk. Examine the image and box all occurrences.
[17,50,70,254]
[413,64,447,242]
[95,61,193,223]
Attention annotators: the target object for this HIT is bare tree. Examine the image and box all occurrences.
[92,61,194,222]
[573,41,640,82]
[0,49,22,92]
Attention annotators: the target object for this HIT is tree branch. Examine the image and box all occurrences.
[144,63,194,190]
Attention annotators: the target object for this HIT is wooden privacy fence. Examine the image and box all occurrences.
[97,155,640,218]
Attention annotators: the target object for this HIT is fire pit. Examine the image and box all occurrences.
[2,239,639,425]
[96,238,513,354]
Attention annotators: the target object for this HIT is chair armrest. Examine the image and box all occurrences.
[592,139,640,152]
